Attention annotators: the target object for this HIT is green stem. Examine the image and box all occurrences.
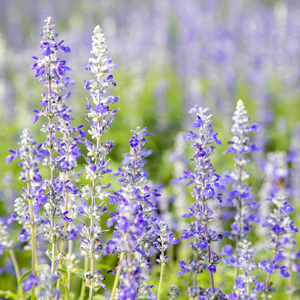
[207,243,215,292]
[89,254,95,300]
[263,247,278,300]
[236,153,243,278]
[110,252,125,300]
[80,257,88,300]
[246,282,250,297]
[64,284,69,300]
[47,64,57,276]
[67,239,73,290]
[9,249,24,300]
[51,242,56,274]
[157,251,165,300]
[27,175,37,300]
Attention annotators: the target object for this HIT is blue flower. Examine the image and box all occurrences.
[18,229,29,242]
[23,274,39,292]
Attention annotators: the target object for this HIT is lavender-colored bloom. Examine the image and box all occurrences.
[6,129,45,265]
[260,194,299,299]
[222,100,261,243]
[0,220,13,254]
[155,221,179,265]
[178,105,225,298]
[257,151,289,246]
[225,241,264,300]
[80,24,118,294]
[23,273,39,292]
[170,132,189,230]
[18,229,29,243]
[222,100,261,284]
[166,285,180,299]
[107,127,158,299]
[28,17,83,289]
[38,267,60,299]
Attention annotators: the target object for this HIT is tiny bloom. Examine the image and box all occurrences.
[208,265,216,273]
[221,244,234,256]
[280,266,290,278]
[272,224,284,234]
[204,185,215,198]
[213,132,222,145]
[253,281,265,292]
[18,229,29,242]
[23,274,39,292]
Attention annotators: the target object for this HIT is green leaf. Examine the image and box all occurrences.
[93,295,108,300]
[18,269,32,285]
[67,272,78,284]
[71,270,85,281]
[94,264,110,270]
[0,290,17,299]
[56,268,67,274]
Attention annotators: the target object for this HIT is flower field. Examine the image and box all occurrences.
[0,1,300,299]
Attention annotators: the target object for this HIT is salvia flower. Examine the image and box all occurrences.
[80,24,118,297]
[166,285,181,299]
[223,100,261,241]
[107,127,158,300]
[178,105,225,299]
[38,267,61,299]
[155,221,179,266]
[30,17,76,279]
[258,151,289,247]
[0,220,13,254]
[260,194,299,299]
[155,221,179,300]
[170,132,189,230]
[226,241,265,300]
[6,129,45,298]
[222,100,261,279]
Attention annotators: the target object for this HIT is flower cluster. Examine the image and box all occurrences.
[222,99,261,245]
[29,17,79,281]
[178,105,225,299]
[260,195,299,298]
[80,24,118,297]
[107,127,159,300]
[166,285,181,299]
[224,241,265,300]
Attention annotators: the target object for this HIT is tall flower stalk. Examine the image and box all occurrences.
[107,127,158,300]
[222,99,261,276]
[155,221,179,300]
[260,195,298,299]
[80,24,118,300]
[177,105,225,299]
[223,241,265,299]
[6,129,45,299]
[30,16,73,280]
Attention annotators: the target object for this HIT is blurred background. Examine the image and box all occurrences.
[1,0,300,298]
[1,0,300,168]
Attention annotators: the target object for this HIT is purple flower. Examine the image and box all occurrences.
[129,136,139,148]
[18,229,29,242]
[204,185,215,198]
[178,106,224,297]
[272,224,284,234]
[221,245,234,256]
[23,274,39,292]
[253,281,265,292]
[280,266,290,278]
[222,100,261,250]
